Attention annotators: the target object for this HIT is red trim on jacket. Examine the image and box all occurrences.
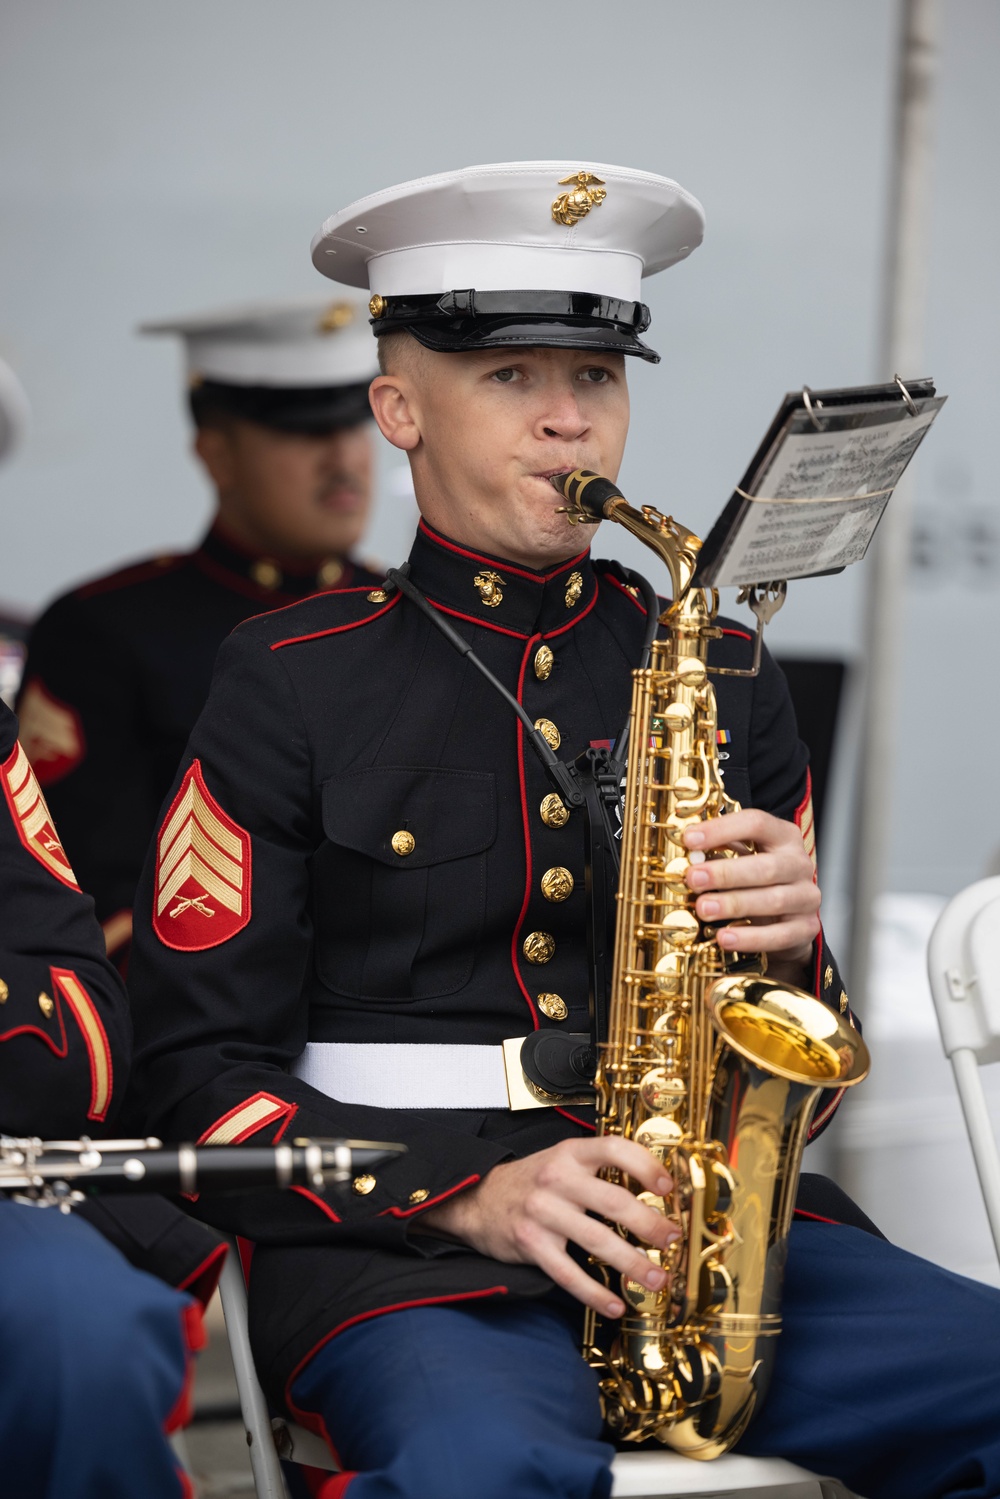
[0,991,69,1054]
[75,553,187,600]
[425,597,530,641]
[316,1475,356,1499]
[270,592,401,650]
[177,1241,229,1309]
[541,580,599,638]
[237,1236,255,1285]
[237,584,384,633]
[290,1185,342,1223]
[809,1086,846,1139]
[603,572,647,613]
[795,767,814,828]
[378,1174,481,1220]
[164,1301,208,1434]
[793,1208,842,1227]
[418,519,589,583]
[284,1286,510,1432]
[195,1091,298,1146]
[721,627,753,642]
[510,636,542,1031]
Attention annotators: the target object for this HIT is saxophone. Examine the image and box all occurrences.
[552,471,870,1459]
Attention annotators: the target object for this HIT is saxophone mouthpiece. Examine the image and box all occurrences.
[550,469,625,522]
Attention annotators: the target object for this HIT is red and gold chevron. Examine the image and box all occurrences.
[17,677,86,787]
[1,740,79,888]
[153,760,251,951]
[196,1092,296,1146]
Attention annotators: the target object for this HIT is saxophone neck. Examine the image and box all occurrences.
[552,469,702,605]
[602,496,703,607]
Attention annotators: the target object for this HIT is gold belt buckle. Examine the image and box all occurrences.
[501,1037,594,1112]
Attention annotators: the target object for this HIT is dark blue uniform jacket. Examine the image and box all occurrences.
[127,520,853,1409]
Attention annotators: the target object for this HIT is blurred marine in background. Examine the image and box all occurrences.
[17,299,382,967]
[0,356,223,1499]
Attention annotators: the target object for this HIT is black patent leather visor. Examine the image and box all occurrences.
[370,290,660,364]
[189,380,373,434]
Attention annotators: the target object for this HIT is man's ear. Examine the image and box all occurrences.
[368,375,420,452]
[193,425,236,491]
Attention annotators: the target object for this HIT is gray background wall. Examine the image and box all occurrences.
[1,0,998,900]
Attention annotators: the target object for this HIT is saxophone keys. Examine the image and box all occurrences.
[639,1068,687,1114]
[660,910,700,947]
[633,1117,683,1153]
[674,656,707,688]
[662,702,693,731]
[621,1266,669,1315]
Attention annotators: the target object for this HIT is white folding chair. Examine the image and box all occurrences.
[927,875,1000,1264]
[218,1237,854,1499]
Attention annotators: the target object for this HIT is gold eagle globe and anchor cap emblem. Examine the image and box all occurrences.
[317,300,357,333]
[473,570,506,608]
[551,171,607,227]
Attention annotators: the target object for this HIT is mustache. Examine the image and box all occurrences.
[315,473,364,499]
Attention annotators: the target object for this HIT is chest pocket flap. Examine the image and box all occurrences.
[321,767,497,868]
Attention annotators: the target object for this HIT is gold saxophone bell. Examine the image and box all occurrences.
[555,471,871,1456]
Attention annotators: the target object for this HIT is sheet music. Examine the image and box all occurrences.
[755,406,938,501]
[710,406,939,587]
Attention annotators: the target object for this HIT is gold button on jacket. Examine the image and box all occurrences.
[523,931,556,965]
[353,1174,377,1195]
[539,793,570,829]
[533,644,554,681]
[537,992,569,1021]
[391,830,416,856]
[540,867,574,902]
[534,718,560,751]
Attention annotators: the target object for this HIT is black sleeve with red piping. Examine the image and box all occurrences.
[0,700,132,1135]
[127,624,513,1246]
[17,588,151,968]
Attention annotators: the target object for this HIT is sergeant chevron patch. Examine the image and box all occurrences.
[1,740,80,888]
[153,760,251,951]
[17,677,86,787]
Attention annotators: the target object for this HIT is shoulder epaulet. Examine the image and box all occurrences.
[233,585,402,653]
[75,552,189,601]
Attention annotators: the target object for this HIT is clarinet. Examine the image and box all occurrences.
[0,1135,404,1209]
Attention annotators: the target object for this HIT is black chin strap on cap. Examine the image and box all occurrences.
[371,289,652,333]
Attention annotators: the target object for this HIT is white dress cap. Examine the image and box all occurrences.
[0,358,30,464]
[140,297,378,389]
[311,160,705,303]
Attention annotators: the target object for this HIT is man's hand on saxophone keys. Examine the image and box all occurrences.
[420,1137,679,1317]
[683,807,821,988]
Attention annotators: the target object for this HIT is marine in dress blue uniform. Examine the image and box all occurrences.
[17,301,383,969]
[0,357,224,1499]
[127,165,1000,1499]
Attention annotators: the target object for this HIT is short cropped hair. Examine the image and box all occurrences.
[376,330,420,377]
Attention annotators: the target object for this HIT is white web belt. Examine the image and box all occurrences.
[291,1040,590,1112]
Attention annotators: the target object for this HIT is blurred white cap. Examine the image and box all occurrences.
[140,296,379,388]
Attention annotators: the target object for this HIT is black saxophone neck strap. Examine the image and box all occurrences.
[383,561,660,1071]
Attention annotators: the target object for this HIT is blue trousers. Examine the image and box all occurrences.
[0,1201,196,1499]
[291,1222,1000,1499]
